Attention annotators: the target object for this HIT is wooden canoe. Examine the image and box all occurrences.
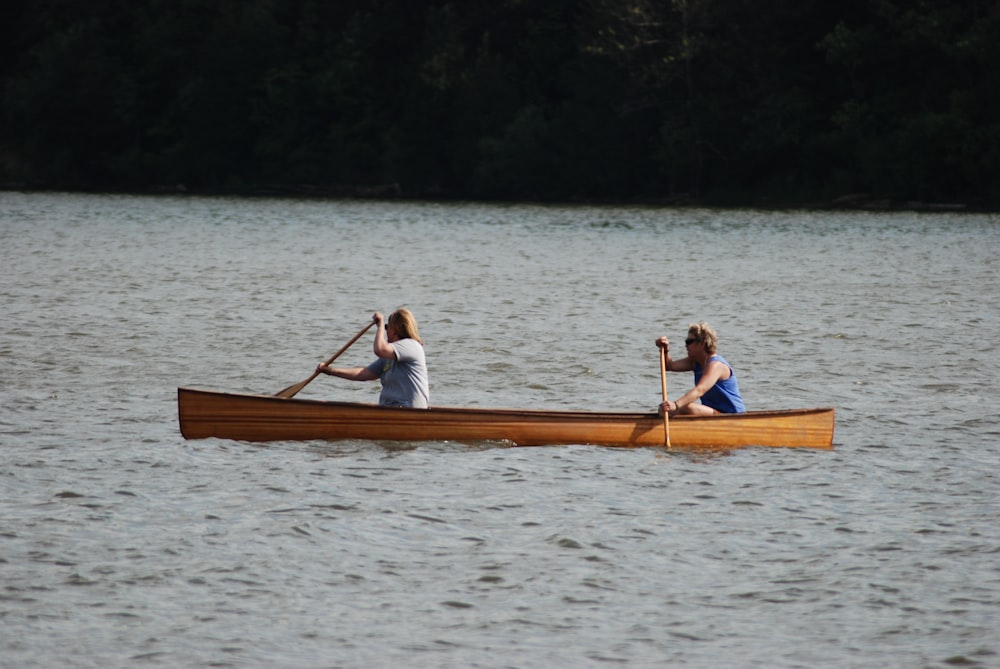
[177,387,835,450]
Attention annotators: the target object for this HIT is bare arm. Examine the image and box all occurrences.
[656,336,693,372]
[371,312,396,360]
[666,356,694,373]
[317,364,378,381]
[673,359,729,409]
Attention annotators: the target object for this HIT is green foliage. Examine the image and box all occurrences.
[0,0,996,205]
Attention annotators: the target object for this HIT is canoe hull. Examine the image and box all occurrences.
[177,388,834,449]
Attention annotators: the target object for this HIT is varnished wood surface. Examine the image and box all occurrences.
[178,388,835,449]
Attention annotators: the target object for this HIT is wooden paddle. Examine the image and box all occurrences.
[275,321,376,398]
[660,346,671,447]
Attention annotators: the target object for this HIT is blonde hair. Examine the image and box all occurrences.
[387,308,423,344]
[688,321,718,354]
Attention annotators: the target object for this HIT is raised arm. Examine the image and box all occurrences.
[372,312,397,360]
[656,336,693,372]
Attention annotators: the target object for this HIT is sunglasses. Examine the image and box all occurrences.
[685,338,698,346]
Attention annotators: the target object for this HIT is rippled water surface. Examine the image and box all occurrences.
[2,192,998,668]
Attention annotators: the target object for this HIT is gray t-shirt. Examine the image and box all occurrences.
[364,338,429,408]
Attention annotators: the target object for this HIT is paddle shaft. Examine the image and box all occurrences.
[275,321,376,398]
[660,347,671,447]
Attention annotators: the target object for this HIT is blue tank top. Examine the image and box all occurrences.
[693,355,746,413]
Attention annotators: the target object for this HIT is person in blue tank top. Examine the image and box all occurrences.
[655,321,745,415]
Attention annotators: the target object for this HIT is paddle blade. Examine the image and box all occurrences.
[275,373,316,399]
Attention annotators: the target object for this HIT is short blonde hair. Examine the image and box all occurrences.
[687,321,718,354]
[388,308,423,344]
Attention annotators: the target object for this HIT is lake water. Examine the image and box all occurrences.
[1,192,998,668]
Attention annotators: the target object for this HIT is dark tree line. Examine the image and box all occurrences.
[2,0,998,206]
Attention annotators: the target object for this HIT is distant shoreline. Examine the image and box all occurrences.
[1,185,990,213]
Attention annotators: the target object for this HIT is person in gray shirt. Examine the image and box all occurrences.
[318,309,429,408]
